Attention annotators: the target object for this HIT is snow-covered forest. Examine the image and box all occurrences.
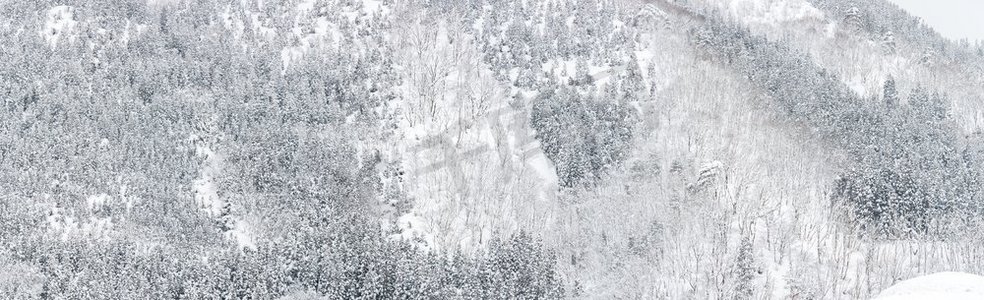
[1,0,983,298]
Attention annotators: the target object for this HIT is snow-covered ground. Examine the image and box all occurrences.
[191,133,256,250]
[876,272,984,300]
[42,6,77,48]
[388,16,570,252]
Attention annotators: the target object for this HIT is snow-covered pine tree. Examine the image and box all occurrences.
[844,5,864,32]
[884,76,898,108]
[881,30,897,55]
[733,234,756,300]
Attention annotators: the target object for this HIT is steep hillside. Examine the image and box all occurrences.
[1,0,982,299]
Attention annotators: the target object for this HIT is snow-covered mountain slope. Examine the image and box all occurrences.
[544,26,850,298]
[2,0,983,299]
[379,0,984,298]
[379,1,851,297]
[693,0,984,133]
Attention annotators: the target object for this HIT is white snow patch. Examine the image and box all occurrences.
[525,150,559,197]
[42,6,77,48]
[190,133,255,250]
[225,219,257,251]
[192,141,224,216]
[876,272,984,300]
[361,0,386,14]
[394,214,437,250]
[842,51,909,98]
[280,46,307,72]
[118,181,134,214]
[86,193,110,212]
[46,204,114,241]
[218,5,247,38]
[825,21,838,39]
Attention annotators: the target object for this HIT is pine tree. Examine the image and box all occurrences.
[844,5,864,31]
[733,235,755,300]
[570,58,593,86]
[881,31,897,55]
[883,76,898,108]
[920,47,937,65]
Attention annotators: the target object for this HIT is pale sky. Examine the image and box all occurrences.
[888,0,984,42]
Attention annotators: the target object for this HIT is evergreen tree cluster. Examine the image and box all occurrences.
[9,229,563,299]
[530,86,635,188]
[694,17,983,238]
[0,1,567,298]
[457,0,633,86]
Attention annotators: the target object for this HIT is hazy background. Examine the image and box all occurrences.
[889,0,984,42]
